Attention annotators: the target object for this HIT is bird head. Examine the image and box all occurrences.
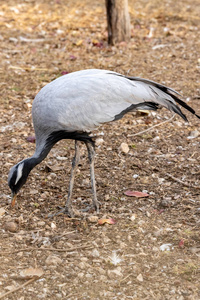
[8,160,31,206]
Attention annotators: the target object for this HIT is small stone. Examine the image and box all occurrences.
[45,255,62,266]
[120,142,129,154]
[87,216,98,223]
[187,130,199,139]
[5,221,18,232]
[37,221,45,227]
[82,178,90,185]
[96,138,104,146]
[51,222,56,229]
[160,243,173,251]
[40,193,47,200]
[104,194,110,201]
[78,272,84,278]
[0,207,6,217]
[136,273,143,282]
[91,248,100,257]
[146,211,151,217]
[130,214,136,222]
[80,257,88,262]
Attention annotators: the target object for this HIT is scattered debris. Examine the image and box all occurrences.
[160,244,174,251]
[124,190,149,198]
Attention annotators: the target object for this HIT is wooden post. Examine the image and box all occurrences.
[106,0,131,45]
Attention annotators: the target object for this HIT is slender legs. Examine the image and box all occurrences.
[64,140,81,216]
[85,141,99,213]
[49,139,99,218]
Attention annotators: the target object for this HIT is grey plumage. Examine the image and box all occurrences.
[8,69,200,216]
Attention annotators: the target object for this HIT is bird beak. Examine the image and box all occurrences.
[11,193,17,207]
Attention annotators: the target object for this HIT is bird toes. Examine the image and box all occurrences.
[48,206,74,218]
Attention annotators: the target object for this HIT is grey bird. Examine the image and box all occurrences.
[8,69,200,216]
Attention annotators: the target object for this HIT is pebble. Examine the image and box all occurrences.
[82,178,90,185]
[187,130,199,139]
[130,214,136,222]
[146,211,151,217]
[37,221,45,227]
[5,221,18,232]
[51,222,56,229]
[120,142,129,154]
[45,255,63,266]
[0,207,6,217]
[78,261,88,270]
[87,216,98,223]
[91,248,100,257]
[160,243,173,251]
[136,273,143,282]
[78,272,84,278]
[96,138,104,146]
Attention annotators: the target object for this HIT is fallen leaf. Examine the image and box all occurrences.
[124,191,149,197]
[61,71,69,75]
[98,218,116,225]
[69,55,77,60]
[178,239,184,248]
[20,267,44,279]
[26,136,36,143]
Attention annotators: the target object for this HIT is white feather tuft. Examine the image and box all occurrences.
[15,162,24,185]
[108,251,122,265]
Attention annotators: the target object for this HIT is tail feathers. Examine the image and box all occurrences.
[126,75,200,121]
[169,94,200,120]
[169,101,188,122]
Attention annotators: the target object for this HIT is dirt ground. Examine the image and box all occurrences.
[0,0,200,299]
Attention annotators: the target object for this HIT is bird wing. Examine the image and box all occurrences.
[32,69,199,136]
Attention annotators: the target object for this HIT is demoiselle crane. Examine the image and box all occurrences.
[8,69,200,216]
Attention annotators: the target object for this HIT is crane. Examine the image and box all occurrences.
[8,69,200,217]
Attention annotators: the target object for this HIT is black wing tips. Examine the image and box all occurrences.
[167,91,200,121]
[125,75,199,121]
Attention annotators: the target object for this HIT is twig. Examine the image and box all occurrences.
[119,273,132,284]
[0,277,37,299]
[127,114,176,137]
[0,244,93,255]
[165,173,200,189]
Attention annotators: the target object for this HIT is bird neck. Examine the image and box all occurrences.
[32,142,53,166]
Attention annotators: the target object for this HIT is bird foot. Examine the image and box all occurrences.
[48,206,74,218]
[81,200,100,213]
[93,200,101,214]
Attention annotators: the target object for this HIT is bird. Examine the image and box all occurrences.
[8,69,200,217]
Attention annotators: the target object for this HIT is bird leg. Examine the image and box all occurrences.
[49,140,80,218]
[85,141,100,213]
[63,139,81,216]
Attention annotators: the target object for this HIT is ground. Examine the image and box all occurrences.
[0,0,200,299]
